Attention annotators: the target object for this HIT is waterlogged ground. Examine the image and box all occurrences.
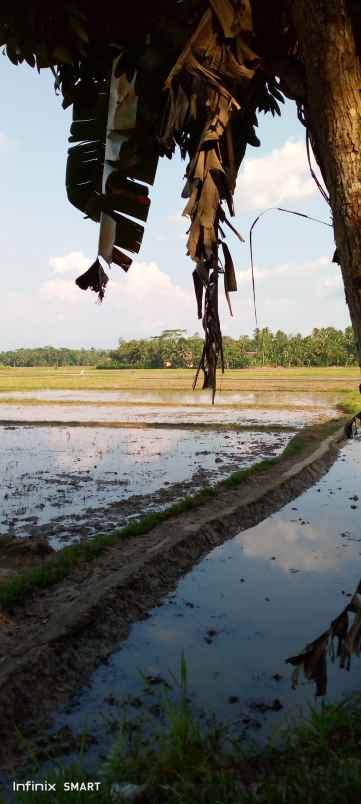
[42,437,361,770]
[0,389,337,549]
[1,424,289,548]
[0,390,338,426]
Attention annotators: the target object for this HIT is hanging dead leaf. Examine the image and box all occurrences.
[193,268,204,318]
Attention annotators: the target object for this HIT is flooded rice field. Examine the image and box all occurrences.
[44,437,361,769]
[0,389,338,549]
[0,388,340,408]
[1,425,290,548]
[0,389,339,428]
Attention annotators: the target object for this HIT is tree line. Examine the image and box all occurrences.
[1,327,355,369]
[105,327,357,369]
[0,346,109,367]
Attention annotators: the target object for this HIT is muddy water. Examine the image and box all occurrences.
[44,438,361,768]
[0,389,338,427]
[0,389,339,407]
[0,425,291,548]
[0,389,337,549]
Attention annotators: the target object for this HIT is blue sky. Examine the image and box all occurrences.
[0,59,349,349]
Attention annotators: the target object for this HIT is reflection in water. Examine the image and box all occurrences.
[0,402,333,427]
[345,410,361,439]
[38,438,361,773]
[239,518,341,574]
[0,389,341,409]
[0,425,290,548]
[286,579,361,697]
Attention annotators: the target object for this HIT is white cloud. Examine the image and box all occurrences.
[109,260,194,333]
[223,255,348,334]
[49,251,89,275]
[40,277,84,305]
[0,250,350,349]
[238,518,340,573]
[1,256,196,347]
[153,211,187,242]
[235,139,323,212]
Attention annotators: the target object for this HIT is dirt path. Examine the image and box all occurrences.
[0,423,346,767]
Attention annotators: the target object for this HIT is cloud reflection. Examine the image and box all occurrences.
[238,518,340,573]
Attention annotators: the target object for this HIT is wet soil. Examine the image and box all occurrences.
[0,422,345,768]
[0,425,290,550]
[0,388,337,553]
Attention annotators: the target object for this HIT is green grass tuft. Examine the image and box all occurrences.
[10,659,361,803]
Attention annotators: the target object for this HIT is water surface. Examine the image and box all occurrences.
[46,439,361,765]
[0,425,290,548]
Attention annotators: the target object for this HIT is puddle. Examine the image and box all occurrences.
[0,425,291,548]
[0,389,338,429]
[0,404,336,427]
[0,388,339,548]
[41,438,361,767]
[0,389,340,408]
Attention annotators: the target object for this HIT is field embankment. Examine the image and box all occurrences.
[0,367,360,768]
[0,416,348,767]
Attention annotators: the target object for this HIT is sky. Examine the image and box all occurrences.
[0,59,350,349]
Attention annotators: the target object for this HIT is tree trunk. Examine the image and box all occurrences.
[292,0,361,362]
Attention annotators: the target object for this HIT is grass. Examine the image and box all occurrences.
[102,690,361,804]
[336,389,361,415]
[9,657,361,804]
[0,489,217,610]
[102,693,361,804]
[0,415,347,612]
[0,365,360,393]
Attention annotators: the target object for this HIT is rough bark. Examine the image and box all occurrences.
[292,0,361,361]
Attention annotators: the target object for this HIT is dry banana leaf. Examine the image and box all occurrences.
[192,268,204,319]
[111,247,132,272]
[98,213,117,262]
[219,209,245,242]
[340,612,361,669]
[221,241,237,292]
[198,172,219,228]
[203,225,217,258]
[164,9,213,90]
[182,185,199,218]
[110,211,144,253]
[191,150,206,185]
[102,177,150,223]
[205,147,224,174]
[225,289,233,316]
[330,608,349,658]
[223,49,255,81]
[173,84,190,131]
[187,53,241,110]
[235,36,259,63]
[286,576,361,695]
[286,630,330,697]
[209,0,239,38]
[196,261,210,284]
[187,218,202,259]
[75,258,108,302]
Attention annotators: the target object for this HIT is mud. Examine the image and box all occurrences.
[0,425,292,550]
[0,423,345,768]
